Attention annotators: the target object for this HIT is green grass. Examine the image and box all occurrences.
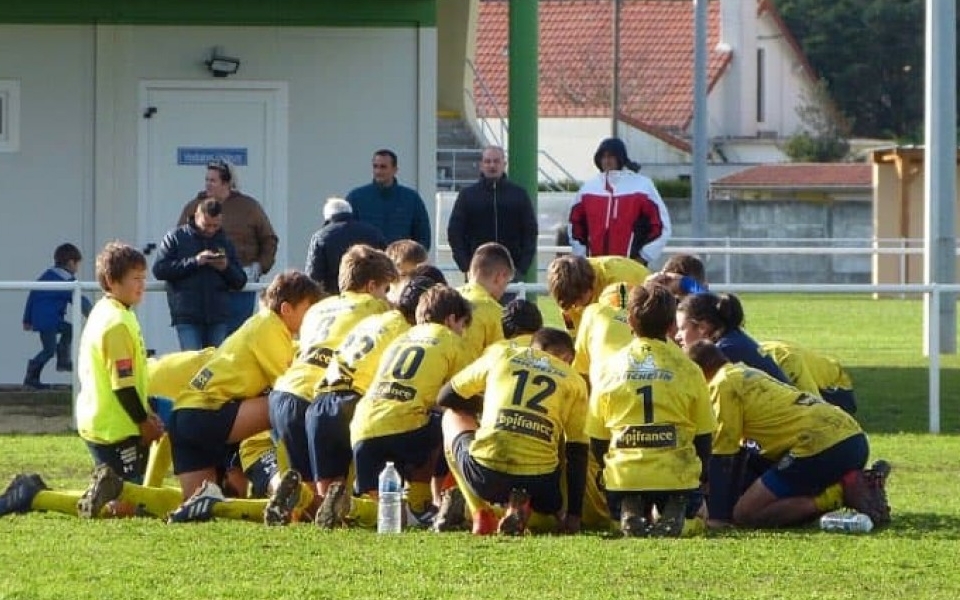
[3,294,960,599]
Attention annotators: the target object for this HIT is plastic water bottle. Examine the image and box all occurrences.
[819,509,873,533]
[377,462,404,534]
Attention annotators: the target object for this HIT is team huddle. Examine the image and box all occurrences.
[0,239,891,537]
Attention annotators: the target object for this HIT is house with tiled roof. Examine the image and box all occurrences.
[712,163,872,201]
[470,0,820,182]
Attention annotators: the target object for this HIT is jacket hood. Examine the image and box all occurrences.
[593,137,641,172]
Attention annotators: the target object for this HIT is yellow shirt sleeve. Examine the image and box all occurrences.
[102,322,140,391]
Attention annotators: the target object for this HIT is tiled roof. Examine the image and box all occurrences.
[474,0,733,134]
[712,164,873,189]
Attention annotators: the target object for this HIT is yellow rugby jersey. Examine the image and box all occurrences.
[351,323,473,443]
[708,362,861,459]
[586,337,714,492]
[572,303,632,383]
[147,348,216,400]
[483,333,534,356]
[238,431,277,472]
[758,341,821,397]
[76,297,150,444]
[322,309,411,396]
[587,256,649,304]
[451,345,588,476]
[177,310,294,410]
[761,340,852,392]
[277,292,391,399]
[458,282,504,359]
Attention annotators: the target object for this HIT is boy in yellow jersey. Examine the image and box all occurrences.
[759,340,857,415]
[167,271,321,508]
[587,283,715,537]
[685,340,889,529]
[269,245,395,520]
[310,276,441,528]
[438,328,589,536]
[384,239,428,303]
[547,254,648,333]
[457,242,514,359]
[350,286,473,523]
[74,242,162,510]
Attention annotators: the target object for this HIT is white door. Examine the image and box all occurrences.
[138,81,288,356]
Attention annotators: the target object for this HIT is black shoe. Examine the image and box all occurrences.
[56,361,74,372]
[650,494,688,538]
[620,495,650,537]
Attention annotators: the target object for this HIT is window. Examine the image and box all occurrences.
[756,49,765,124]
[0,80,21,152]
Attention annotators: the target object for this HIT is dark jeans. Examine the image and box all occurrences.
[226,291,257,336]
[31,322,72,368]
[175,323,229,351]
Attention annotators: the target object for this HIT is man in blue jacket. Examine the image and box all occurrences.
[153,198,247,350]
[346,149,432,249]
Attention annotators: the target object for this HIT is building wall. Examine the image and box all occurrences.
[0,22,435,384]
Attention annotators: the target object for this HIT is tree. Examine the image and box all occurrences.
[782,79,852,162]
[773,0,925,140]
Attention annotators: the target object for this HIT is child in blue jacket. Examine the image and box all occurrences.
[22,243,92,389]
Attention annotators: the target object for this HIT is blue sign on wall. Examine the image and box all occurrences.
[177,147,248,166]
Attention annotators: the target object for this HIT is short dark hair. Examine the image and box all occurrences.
[408,263,448,286]
[502,299,543,339]
[396,276,439,323]
[531,327,575,359]
[662,254,706,284]
[53,243,82,267]
[626,282,676,340]
[415,285,472,326]
[261,270,323,314]
[198,198,223,218]
[374,149,398,167]
[684,339,730,377]
[206,159,233,183]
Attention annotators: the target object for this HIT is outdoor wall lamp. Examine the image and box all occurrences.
[205,48,240,77]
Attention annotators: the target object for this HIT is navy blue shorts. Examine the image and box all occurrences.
[169,403,241,475]
[352,417,441,495]
[821,388,857,415]
[306,389,360,481]
[605,490,704,521]
[268,389,312,478]
[451,431,562,515]
[245,447,280,498]
[761,433,869,498]
[85,437,148,484]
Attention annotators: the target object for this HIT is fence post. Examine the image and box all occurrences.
[928,284,941,434]
[71,282,82,429]
[724,237,732,285]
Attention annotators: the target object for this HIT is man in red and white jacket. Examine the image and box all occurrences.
[568,138,672,266]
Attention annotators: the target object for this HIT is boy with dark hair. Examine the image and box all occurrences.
[438,327,589,535]
[384,239,429,303]
[587,283,715,537]
[268,246,396,523]
[22,242,93,388]
[500,298,543,344]
[74,242,162,515]
[459,242,514,358]
[350,286,473,526]
[547,255,648,332]
[647,253,709,298]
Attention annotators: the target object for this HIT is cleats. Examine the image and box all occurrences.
[77,465,124,519]
[315,482,351,529]
[497,488,531,536]
[433,487,467,532]
[405,503,438,529]
[472,508,498,536]
[263,470,302,526]
[619,495,649,537]
[167,481,224,523]
[841,462,892,527]
[649,494,688,538]
[0,473,47,517]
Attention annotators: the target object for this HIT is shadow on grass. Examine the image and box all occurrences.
[849,367,960,434]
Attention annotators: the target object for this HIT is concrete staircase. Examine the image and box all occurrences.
[437,114,485,191]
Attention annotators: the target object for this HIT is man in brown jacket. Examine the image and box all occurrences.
[178,159,279,334]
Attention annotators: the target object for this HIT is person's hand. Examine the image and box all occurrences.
[208,254,228,271]
[197,249,224,266]
[138,414,164,445]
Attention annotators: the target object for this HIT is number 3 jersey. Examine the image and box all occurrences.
[350,322,473,444]
[451,345,589,476]
[586,337,715,492]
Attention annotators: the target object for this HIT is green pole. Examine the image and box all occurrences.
[508,0,539,284]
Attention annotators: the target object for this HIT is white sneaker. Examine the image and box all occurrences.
[167,481,225,523]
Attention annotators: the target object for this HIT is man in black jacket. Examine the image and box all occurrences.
[305,197,386,295]
[153,198,247,350]
[447,146,539,281]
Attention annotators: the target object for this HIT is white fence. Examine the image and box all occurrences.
[2,270,956,434]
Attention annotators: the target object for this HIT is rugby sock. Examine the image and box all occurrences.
[117,483,182,517]
[143,435,173,488]
[407,481,434,514]
[444,448,495,518]
[681,516,706,537]
[212,498,269,522]
[814,483,844,512]
[31,490,81,516]
[346,495,378,528]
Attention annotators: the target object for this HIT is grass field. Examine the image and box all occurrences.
[2,294,960,599]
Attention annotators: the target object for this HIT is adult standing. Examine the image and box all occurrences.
[178,159,278,334]
[568,137,671,266]
[155,198,247,350]
[345,149,432,249]
[305,197,386,295]
[447,146,538,280]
